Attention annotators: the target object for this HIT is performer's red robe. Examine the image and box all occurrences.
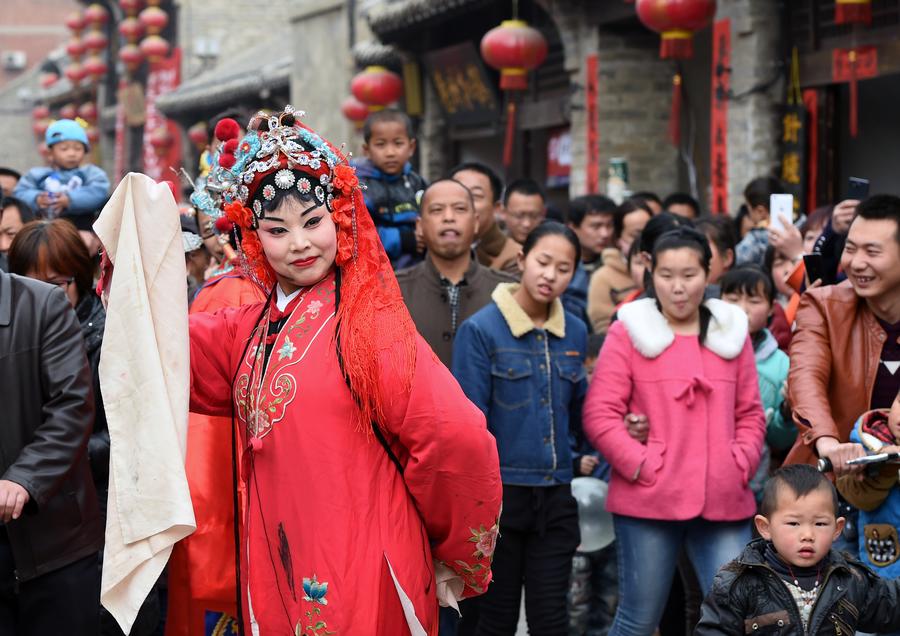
[188,271,502,635]
[167,272,265,636]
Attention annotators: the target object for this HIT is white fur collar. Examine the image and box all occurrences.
[617,297,748,359]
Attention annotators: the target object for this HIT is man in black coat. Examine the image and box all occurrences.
[0,270,103,634]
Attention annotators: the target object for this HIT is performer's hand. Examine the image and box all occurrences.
[0,481,29,522]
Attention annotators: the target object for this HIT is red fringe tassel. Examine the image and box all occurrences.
[503,101,517,168]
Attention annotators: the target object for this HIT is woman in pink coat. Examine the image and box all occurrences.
[583,227,765,636]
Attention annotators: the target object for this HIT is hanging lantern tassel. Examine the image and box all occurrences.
[835,0,872,26]
[669,73,683,146]
[848,49,859,138]
[503,101,517,168]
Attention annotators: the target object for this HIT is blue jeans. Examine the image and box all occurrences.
[609,515,751,636]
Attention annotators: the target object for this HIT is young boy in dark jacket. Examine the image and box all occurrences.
[356,109,426,269]
[696,464,900,635]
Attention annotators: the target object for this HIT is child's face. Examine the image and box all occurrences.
[516,234,576,306]
[770,251,795,297]
[363,121,415,176]
[888,393,900,440]
[629,252,647,289]
[746,200,770,226]
[49,140,86,170]
[755,486,844,568]
[651,247,708,326]
[722,284,772,335]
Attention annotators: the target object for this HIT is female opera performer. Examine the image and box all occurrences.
[184,108,502,635]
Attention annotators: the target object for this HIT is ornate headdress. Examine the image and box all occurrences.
[211,106,416,431]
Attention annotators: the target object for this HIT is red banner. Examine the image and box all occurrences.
[710,19,731,215]
[143,47,182,185]
[832,46,878,82]
[585,54,599,194]
[802,89,818,211]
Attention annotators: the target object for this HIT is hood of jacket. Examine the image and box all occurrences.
[617,296,748,360]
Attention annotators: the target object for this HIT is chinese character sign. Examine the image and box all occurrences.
[709,19,730,215]
[424,43,499,127]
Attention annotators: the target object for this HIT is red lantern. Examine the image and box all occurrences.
[83,3,109,29]
[78,102,98,124]
[32,105,50,120]
[64,62,86,86]
[140,35,170,63]
[119,0,142,16]
[66,37,86,61]
[39,72,59,88]
[187,121,209,150]
[635,0,717,60]
[83,30,108,54]
[65,11,86,35]
[835,0,871,25]
[149,125,173,158]
[60,103,78,120]
[341,96,370,128]
[480,19,548,91]
[33,119,50,138]
[86,127,101,146]
[139,5,168,35]
[350,66,403,108]
[119,43,144,72]
[118,17,144,43]
[84,55,108,82]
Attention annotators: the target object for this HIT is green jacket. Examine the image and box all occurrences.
[755,329,793,450]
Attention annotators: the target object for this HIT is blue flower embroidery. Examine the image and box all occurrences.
[278,337,297,361]
[303,575,328,605]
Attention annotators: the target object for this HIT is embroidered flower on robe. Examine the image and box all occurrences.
[302,575,329,605]
[278,336,297,361]
[469,522,499,559]
[307,299,323,319]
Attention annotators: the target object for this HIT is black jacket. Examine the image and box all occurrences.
[696,539,900,636]
[76,292,110,490]
[0,272,103,581]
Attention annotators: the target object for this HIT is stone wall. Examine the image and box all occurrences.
[538,1,680,200]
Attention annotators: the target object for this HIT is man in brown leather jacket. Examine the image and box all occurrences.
[786,195,900,476]
[450,162,521,277]
[0,271,103,634]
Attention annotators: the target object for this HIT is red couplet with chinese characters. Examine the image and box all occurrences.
[709,19,730,215]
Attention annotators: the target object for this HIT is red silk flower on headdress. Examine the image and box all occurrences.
[332,164,359,196]
[224,200,254,229]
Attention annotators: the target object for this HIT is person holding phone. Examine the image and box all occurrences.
[786,195,900,483]
[736,177,789,267]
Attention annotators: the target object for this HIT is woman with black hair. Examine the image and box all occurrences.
[453,222,587,634]
[583,227,765,636]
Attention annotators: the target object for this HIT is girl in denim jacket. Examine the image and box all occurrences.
[453,222,587,634]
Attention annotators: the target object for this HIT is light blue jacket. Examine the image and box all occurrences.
[14,164,110,216]
[754,329,793,450]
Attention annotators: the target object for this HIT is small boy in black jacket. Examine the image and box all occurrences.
[696,464,900,635]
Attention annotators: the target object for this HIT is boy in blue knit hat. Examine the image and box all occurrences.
[14,119,110,220]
